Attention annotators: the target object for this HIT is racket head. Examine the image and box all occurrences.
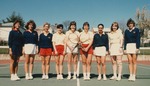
[68,33,79,44]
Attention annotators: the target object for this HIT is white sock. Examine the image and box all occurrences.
[98,74,101,77]
[130,74,133,77]
[103,74,106,77]
[132,74,135,77]
[83,73,86,77]
[68,72,71,76]
[11,74,14,77]
[87,72,90,77]
[118,74,121,77]
[114,73,117,77]
[29,73,32,76]
[26,73,29,76]
[74,72,77,76]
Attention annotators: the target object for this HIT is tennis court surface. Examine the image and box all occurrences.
[0,55,150,86]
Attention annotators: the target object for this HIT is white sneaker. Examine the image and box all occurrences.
[25,75,30,80]
[29,75,33,80]
[131,76,136,82]
[14,74,20,80]
[83,76,87,80]
[59,75,64,80]
[73,75,77,79]
[97,75,102,80]
[57,75,60,80]
[103,76,107,81]
[110,76,117,80]
[42,75,46,80]
[10,74,17,81]
[86,76,90,81]
[128,76,132,81]
[67,75,71,80]
[116,76,121,81]
[45,75,49,80]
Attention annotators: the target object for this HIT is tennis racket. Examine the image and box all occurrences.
[68,32,79,49]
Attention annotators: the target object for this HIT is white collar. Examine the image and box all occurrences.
[128,27,135,32]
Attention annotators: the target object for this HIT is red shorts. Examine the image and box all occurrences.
[54,45,64,55]
[80,44,93,54]
[40,48,52,56]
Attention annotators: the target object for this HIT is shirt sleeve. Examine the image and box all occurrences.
[105,34,109,51]
[35,31,38,46]
[136,28,140,49]
[92,34,96,49]
[52,34,56,43]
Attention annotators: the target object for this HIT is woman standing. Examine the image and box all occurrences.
[66,21,80,79]
[52,24,66,80]
[79,22,93,80]
[108,22,123,81]
[39,23,53,80]
[23,20,38,80]
[124,19,140,81]
[93,24,109,81]
[8,20,24,81]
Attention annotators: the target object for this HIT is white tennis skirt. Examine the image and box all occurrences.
[94,46,106,56]
[126,43,137,54]
[66,44,78,54]
[24,44,36,54]
[109,44,123,56]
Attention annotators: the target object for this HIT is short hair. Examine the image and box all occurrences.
[126,18,135,27]
[82,22,90,29]
[25,20,36,30]
[57,24,63,29]
[68,21,76,30]
[110,22,119,31]
[12,20,21,30]
[43,22,50,28]
[97,23,104,28]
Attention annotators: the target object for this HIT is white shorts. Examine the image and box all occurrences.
[24,44,36,54]
[109,44,123,56]
[66,44,78,54]
[94,46,106,56]
[126,43,137,54]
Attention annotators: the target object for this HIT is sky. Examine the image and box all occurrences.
[0,0,150,29]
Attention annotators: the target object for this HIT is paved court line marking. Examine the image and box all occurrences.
[77,54,80,86]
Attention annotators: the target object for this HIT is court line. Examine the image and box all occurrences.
[77,54,80,86]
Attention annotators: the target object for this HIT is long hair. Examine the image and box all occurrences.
[12,20,21,30]
[110,22,119,31]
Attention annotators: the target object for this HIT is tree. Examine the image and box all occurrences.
[118,20,127,33]
[135,6,150,46]
[2,11,25,27]
[62,20,71,31]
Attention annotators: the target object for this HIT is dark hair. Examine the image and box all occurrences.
[110,22,119,31]
[25,20,36,30]
[68,21,76,30]
[97,23,104,28]
[12,20,21,30]
[126,18,135,27]
[57,24,63,29]
[82,22,90,29]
